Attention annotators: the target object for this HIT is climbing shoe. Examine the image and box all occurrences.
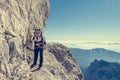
[30,64,36,69]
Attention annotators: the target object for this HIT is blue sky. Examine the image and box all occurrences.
[45,0,120,42]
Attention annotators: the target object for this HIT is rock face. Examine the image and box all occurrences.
[0,0,49,79]
[85,60,120,80]
[47,44,83,80]
[0,0,84,80]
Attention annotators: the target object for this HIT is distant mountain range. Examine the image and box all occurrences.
[85,60,120,80]
[70,48,120,69]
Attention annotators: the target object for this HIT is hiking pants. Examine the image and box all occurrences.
[33,48,43,67]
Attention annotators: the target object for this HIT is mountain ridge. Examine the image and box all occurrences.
[70,48,120,68]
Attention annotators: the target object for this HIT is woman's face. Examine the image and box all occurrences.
[36,29,41,34]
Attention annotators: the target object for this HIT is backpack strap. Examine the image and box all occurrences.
[41,33,44,47]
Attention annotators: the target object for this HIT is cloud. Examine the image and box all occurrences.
[48,40,120,52]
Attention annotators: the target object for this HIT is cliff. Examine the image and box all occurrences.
[28,44,84,80]
[85,60,120,80]
[0,0,83,80]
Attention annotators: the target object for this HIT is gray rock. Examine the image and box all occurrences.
[47,44,84,80]
[4,30,17,37]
